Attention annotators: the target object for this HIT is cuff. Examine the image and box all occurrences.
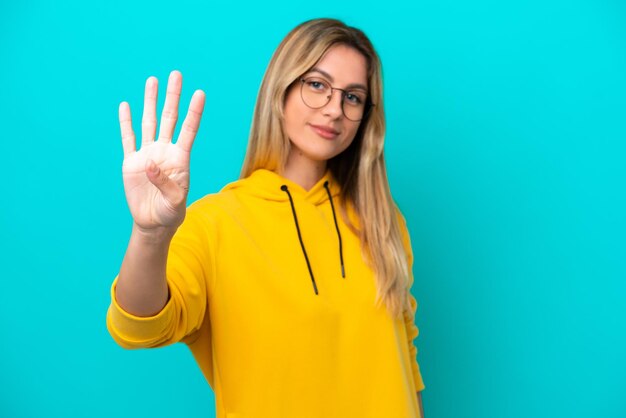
[106,276,175,347]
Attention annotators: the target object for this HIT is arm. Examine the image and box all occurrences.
[113,70,205,317]
[395,208,427,401]
[107,201,214,349]
[107,71,208,347]
[115,224,175,317]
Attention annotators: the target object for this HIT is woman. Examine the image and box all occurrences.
[108,18,425,418]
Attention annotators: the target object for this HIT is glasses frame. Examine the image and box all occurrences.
[299,77,375,122]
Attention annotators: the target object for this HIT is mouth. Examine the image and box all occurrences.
[309,124,340,139]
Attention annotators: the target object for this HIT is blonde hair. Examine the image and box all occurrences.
[241,18,413,319]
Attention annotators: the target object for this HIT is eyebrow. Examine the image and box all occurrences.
[306,67,368,91]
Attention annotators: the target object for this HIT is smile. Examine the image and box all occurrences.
[309,124,339,140]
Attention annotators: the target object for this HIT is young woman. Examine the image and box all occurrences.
[108,18,425,418]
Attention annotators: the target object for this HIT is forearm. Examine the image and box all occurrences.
[115,224,176,317]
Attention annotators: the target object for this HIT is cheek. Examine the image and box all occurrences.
[345,123,361,142]
[283,90,307,130]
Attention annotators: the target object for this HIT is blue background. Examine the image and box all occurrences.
[1,0,625,417]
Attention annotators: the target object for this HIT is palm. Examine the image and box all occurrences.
[118,71,206,231]
[123,142,190,228]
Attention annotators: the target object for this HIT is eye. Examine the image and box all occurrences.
[344,92,365,106]
[305,78,329,92]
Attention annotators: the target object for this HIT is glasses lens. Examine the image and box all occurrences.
[301,78,331,109]
[300,77,368,121]
[343,93,367,121]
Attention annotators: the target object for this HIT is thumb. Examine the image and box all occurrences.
[145,159,185,206]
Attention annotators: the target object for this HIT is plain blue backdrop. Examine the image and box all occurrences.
[1,1,625,417]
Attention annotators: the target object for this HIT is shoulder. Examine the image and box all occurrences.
[171,190,241,246]
[185,188,243,222]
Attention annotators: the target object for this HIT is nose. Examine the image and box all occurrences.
[322,89,344,119]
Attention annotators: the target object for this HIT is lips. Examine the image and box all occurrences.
[309,124,340,139]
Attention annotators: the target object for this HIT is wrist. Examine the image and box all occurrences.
[131,223,178,245]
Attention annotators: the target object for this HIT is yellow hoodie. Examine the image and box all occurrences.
[107,168,425,418]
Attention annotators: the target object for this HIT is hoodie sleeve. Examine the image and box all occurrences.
[396,209,426,392]
[106,199,216,349]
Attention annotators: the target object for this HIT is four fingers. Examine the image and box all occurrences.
[119,102,136,156]
[157,71,183,143]
[119,70,204,157]
[141,76,158,145]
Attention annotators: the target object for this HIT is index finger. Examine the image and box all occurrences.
[176,89,206,153]
[141,76,158,145]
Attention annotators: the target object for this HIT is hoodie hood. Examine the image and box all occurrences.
[221,168,341,205]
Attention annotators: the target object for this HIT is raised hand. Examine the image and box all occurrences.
[119,70,205,233]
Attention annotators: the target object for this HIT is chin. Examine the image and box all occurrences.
[288,134,352,164]
[304,147,345,163]
[309,141,350,159]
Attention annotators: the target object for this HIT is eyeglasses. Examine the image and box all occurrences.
[299,77,373,122]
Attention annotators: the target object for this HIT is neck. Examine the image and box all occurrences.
[282,153,327,192]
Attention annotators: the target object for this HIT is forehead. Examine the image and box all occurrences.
[307,44,368,88]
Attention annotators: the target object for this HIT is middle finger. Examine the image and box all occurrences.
[157,70,182,143]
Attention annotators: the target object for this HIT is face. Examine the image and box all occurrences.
[282,44,369,170]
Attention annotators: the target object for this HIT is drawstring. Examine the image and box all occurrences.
[280,181,346,295]
[281,185,319,295]
[324,181,345,279]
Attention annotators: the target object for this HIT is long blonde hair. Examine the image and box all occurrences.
[241,18,413,319]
